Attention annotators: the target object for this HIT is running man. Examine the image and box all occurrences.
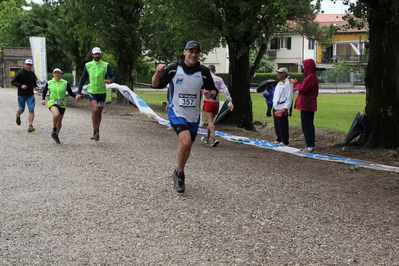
[75,47,117,141]
[151,41,218,193]
[201,64,234,147]
[11,59,39,132]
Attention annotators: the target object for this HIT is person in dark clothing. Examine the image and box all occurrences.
[263,82,275,117]
[11,59,39,132]
[290,59,319,154]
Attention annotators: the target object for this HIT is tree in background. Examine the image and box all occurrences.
[145,0,288,129]
[1,0,86,73]
[145,0,328,129]
[249,53,274,74]
[46,0,143,86]
[346,0,399,149]
[0,0,26,47]
[141,1,222,65]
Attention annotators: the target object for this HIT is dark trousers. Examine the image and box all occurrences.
[300,110,315,147]
[273,111,289,145]
[266,103,273,117]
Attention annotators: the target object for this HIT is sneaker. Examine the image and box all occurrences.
[278,142,285,146]
[16,116,21,126]
[173,169,185,193]
[91,129,100,141]
[28,125,35,132]
[201,136,209,144]
[300,147,315,155]
[51,132,61,144]
[272,140,280,144]
[210,138,219,147]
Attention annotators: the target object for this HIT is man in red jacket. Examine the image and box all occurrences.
[290,59,319,154]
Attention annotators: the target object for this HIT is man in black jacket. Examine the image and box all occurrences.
[11,59,39,132]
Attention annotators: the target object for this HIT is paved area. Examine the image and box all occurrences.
[0,87,398,265]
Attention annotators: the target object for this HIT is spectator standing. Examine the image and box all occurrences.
[272,68,294,146]
[263,82,275,117]
[290,59,319,154]
[11,59,39,132]
[41,68,76,144]
[75,47,117,141]
[201,64,234,147]
[151,41,218,193]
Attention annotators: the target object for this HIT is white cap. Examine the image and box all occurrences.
[24,59,33,64]
[92,47,102,54]
[53,68,62,73]
[276,67,288,74]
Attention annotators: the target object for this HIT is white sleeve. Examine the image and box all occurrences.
[283,82,294,110]
[219,79,232,102]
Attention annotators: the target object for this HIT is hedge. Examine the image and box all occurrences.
[136,72,305,87]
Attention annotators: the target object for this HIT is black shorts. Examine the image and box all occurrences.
[88,93,106,107]
[171,123,197,141]
[49,105,66,115]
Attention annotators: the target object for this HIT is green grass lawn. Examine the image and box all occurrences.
[134,91,366,134]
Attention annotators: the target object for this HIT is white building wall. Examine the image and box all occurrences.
[202,46,229,73]
[270,35,303,72]
[200,35,317,74]
[303,38,317,63]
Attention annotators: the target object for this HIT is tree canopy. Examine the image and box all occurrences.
[144,0,321,129]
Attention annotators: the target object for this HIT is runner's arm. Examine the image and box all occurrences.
[77,66,88,94]
[42,83,49,100]
[66,83,76,98]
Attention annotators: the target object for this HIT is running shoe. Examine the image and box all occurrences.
[51,132,60,144]
[16,116,21,126]
[201,136,209,144]
[28,125,35,132]
[210,137,219,147]
[91,129,100,141]
[173,169,185,193]
[300,147,315,154]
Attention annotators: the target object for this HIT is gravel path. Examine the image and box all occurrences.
[0,87,398,266]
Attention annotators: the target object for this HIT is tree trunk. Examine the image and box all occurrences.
[249,41,268,81]
[363,5,399,149]
[115,56,134,102]
[223,45,254,130]
[117,57,134,87]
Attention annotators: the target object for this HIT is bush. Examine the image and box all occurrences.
[136,72,305,86]
[252,73,304,85]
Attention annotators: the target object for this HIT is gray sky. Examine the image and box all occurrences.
[314,0,356,14]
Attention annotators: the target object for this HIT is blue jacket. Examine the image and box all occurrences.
[263,87,275,105]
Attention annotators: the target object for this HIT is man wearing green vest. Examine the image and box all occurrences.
[76,47,117,141]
